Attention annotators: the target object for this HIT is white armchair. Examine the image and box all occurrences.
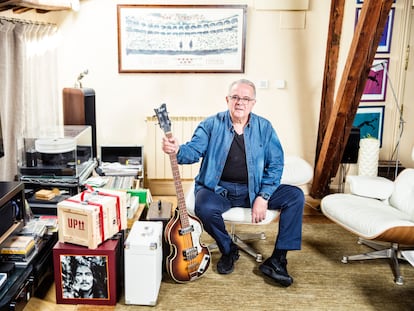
[185,156,313,262]
[321,168,414,285]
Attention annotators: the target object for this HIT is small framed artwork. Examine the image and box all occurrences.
[356,0,395,3]
[117,4,247,73]
[352,105,385,146]
[355,8,395,53]
[361,58,389,102]
[59,255,109,299]
[53,239,120,305]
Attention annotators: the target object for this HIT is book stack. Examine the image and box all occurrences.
[0,235,36,266]
[35,189,56,201]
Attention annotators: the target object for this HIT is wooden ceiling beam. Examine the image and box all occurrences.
[0,0,74,13]
[311,0,395,198]
[313,0,346,195]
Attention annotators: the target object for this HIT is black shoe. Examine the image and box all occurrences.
[259,256,293,287]
[217,243,240,274]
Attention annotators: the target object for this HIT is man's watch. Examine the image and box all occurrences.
[258,192,270,201]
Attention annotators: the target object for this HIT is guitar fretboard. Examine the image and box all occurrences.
[166,132,190,229]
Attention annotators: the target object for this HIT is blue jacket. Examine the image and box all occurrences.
[177,110,284,207]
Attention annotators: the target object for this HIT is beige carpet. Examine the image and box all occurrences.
[24,223,414,311]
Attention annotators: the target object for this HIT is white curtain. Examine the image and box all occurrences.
[0,18,61,181]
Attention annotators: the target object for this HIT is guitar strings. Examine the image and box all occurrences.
[171,152,198,277]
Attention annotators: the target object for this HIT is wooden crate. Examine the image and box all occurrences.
[57,196,116,249]
[86,188,128,231]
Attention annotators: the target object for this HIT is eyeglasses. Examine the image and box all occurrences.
[228,95,255,104]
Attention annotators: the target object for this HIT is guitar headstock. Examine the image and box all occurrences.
[154,103,171,134]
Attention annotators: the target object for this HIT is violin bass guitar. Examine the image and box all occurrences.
[154,103,211,283]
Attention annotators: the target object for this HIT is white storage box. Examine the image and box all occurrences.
[124,221,163,306]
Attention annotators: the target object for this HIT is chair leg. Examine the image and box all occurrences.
[207,243,218,252]
[207,224,267,262]
[390,244,404,285]
[229,224,264,262]
[232,234,263,262]
[342,239,405,285]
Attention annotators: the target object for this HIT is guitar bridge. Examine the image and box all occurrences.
[197,254,210,273]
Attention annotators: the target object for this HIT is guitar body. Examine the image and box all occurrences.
[165,209,211,283]
[154,103,211,283]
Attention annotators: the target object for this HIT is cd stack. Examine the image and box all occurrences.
[0,235,36,266]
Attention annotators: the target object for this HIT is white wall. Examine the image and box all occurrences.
[1,0,413,183]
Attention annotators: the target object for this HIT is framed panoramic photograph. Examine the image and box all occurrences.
[361,58,389,102]
[117,4,247,73]
[352,105,385,146]
[355,7,395,53]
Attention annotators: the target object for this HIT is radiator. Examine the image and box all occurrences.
[146,116,204,180]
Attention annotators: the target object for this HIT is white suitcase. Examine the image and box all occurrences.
[124,221,163,306]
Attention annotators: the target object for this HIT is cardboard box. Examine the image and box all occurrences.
[124,221,163,306]
[53,238,120,305]
[127,188,152,205]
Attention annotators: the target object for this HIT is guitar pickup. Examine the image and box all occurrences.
[179,225,194,235]
[182,247,198,260]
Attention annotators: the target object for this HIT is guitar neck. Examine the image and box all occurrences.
[166,132,190,229]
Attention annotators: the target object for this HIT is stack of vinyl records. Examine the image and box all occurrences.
[0,235,37,266]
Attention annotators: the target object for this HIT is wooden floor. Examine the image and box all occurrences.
[23,195,328,310]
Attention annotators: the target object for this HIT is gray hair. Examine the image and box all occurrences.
[228,79,256,98]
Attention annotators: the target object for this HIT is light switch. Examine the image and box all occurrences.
[258,80,269,89]
[275,80,286,89]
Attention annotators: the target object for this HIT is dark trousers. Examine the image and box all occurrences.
[194,181,304,255]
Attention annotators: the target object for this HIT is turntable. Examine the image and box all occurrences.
[17,126,97,215]
[18,126,94,177]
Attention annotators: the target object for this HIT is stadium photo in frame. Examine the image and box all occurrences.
[117,4,247,73]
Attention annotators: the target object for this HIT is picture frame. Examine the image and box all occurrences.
[59,255,109,299]
[53,239,120,305]
[356,0,395,3]
[355,7,395,53]
[352,105,385,146]
[117,4,247,73]
[361,58,389,102]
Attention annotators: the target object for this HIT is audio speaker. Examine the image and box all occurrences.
[341,127,360,164]
[63,88,97,158]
